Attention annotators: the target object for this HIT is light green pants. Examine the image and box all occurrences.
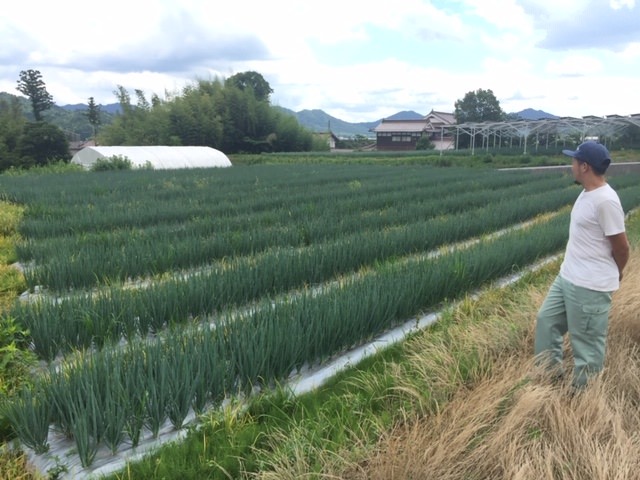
[534,275,612,388]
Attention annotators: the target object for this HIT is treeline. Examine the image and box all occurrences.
[0,101,70,171]
[100,71,319,154]
[0,71,323,172]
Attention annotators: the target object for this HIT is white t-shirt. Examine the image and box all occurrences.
[560,183,625,292]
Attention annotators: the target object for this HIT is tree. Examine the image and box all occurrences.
[85,97,102,141]
[16,69,54,121]
[226,71,273,102]
[0,96,26,170]
[99,73,312,153]
[113,85,133,115]
[454,88,504,124]
[454,88,505,149]
[135,89,150,111]
[16,122,69,167]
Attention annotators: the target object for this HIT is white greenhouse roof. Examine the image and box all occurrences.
[71,146,232,170]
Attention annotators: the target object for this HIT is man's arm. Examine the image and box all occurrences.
[608,232,630,281]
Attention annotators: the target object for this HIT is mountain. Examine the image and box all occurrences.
[514,108,558,120]
[385,110,424,121]
[274,108,427,138]
[61,103,122,114]
[275,107,379,138]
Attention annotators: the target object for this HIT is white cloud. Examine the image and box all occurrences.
[463,0,532,31]
[1,0,639,123]
[610,0,635,9]
[545,55,604,77]
[616,42,640,61]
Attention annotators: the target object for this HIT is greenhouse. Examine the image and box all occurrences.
[71,146,232,170]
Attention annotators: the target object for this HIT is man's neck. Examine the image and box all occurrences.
[582,175,607,191]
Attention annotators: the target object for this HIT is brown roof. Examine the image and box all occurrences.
[372,119,428,133]
[424,110,455,126]
[372,110,456,133]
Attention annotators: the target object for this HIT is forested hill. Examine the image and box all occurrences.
[0,92,115,140]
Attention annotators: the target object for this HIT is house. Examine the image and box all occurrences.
[423,110,456,150]
[372,110,455,151]
[313,131,341,150]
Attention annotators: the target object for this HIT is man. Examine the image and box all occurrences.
[534,140,630,389]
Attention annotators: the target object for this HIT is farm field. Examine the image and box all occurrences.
[1,162,640,478]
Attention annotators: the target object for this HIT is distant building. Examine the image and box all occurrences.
[372,110,455,151]
[69,139,96,157]
[313,131,341,150]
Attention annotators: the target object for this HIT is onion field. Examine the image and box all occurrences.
[1,163,640,472]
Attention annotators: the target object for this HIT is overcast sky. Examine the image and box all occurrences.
[1,0,638,122]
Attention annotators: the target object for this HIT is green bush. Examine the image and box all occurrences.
[416,135,435,150]
[0,315,37,442]
[91,155,133,171]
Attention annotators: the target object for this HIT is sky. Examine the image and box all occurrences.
[1,0,639,123]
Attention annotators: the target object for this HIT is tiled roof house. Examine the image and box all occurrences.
[372,109,455,151]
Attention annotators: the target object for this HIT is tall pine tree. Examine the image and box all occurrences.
[85,97,102,141]
[16,69,54,121]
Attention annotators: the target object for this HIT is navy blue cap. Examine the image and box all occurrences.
[562,141,611,173]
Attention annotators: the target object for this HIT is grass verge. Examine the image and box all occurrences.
[340,212,640,479]
[0,202,39,479]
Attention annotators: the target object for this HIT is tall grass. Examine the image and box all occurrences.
[335,240,640,479]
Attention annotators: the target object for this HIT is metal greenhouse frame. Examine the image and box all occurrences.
[443,114,640,154]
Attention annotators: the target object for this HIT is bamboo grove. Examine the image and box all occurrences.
[1,164,640,470]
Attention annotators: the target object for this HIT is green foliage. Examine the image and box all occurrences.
[100,74,312,154]
[311,135,331,151]
[0,315,35,393]
[454,88,504,124]
[0,331,39,442]
[0,97,26,172]
[2,166,583,293]
[1,383,51,454]
[85,97,102,139]
[269,113,313,152]
[454,88,505,150]
[37,100,114,141]
[6,69,314,157]
[90,155,133,171]
[1,165,638,471]
[226,71,273,101]
[2,161,84,176]
[335,134,375,150]
[2,209,577,465]
[15,122,69,168]
[16,70,54,122]
[168,82,223,147]
[416,135,435,150]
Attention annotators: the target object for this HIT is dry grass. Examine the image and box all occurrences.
[0,447,43,480]
[342,251,640,480]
